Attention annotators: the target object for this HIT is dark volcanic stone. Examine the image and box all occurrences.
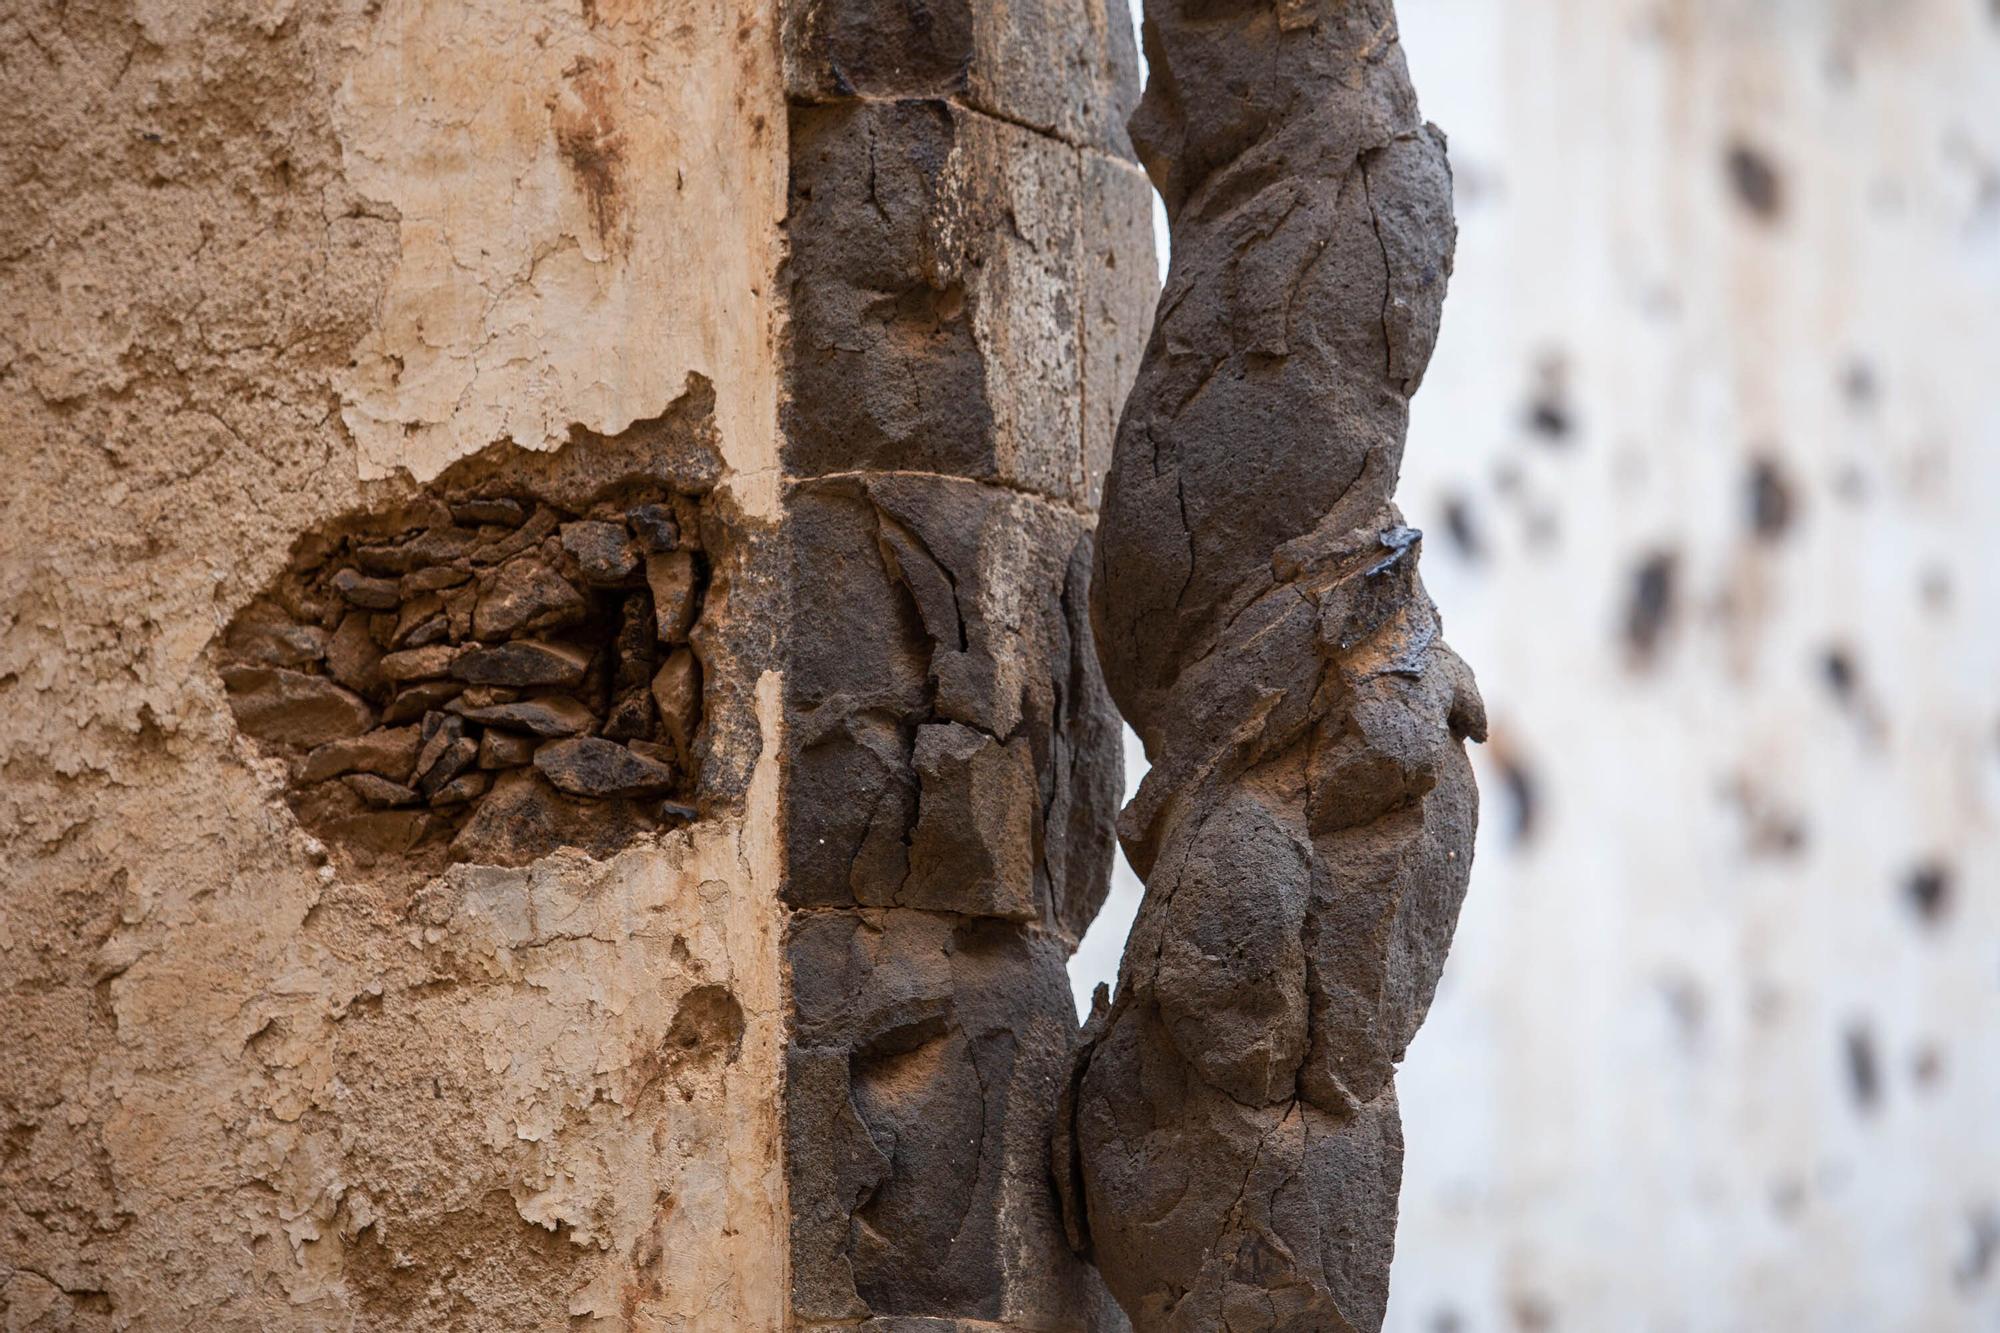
[456,695,598,738]
[427,770,491,806]
[449,770,653,867]
[473,558,587,640]
[331,568,400,610]
[559,521,641,585]
[221,666,376,748]
[533,737,677,798]
[450,639,591,688]
[416,737,478,798]
[627,504,679,553]
[603,688,655,742]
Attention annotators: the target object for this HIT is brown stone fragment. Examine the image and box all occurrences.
[390,593,446,648]
[324,613,382,694]
[650,649,700,757]
[469,505,559,565]
[449,770,651,866]
[354,527,478,575]
[324,809,435,865]
[378,644,459,683]
[646,551,698,643]
[383,680,464,723]
[449,685,520,711]
[221,666,376,748]
[427,770,491,806]
[443,585,477,640]
[300,725,421,784]
[627,504,679,553]
[342,773,420,808]
[451,497,526,526]
[456,695,598,737]
[223,601,327,667]
[604,688,655,741]
[401,564,470,595]
[450,639,591,688]
[533,736,677,798]
[417,736,478,798]
[331,568,400,610]
[477,730,537,769]
[473,558,587,639]
[560,521,641,584]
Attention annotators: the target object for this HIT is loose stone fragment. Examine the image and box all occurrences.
[301,725,421,784]
[324,613,382,694]
[343,773,420,808]
[332,568,400,610]
[390,593,446,649]
[447,770,654,866]
[413,713,466,782]
[646,551,698,643]
[650,650,700,758]
[469,505,560,565]
[628,504,679,553]
[477,730,537,769]
[534,736,677,798]
[354,527,478,575]
[456,695,598,737]
[451,497,526,526]
[221,666,376,748]
[427,770,491,806]
[443,585,477,640]
[560,521,641,585]
[383,680,464,724]
[451,639,591,688]
[604,689,655,741]
[417,737,478,799]
[378,644,459,684]
[473,559,588,640]
[402,564,470,595]
[223,601,327,667]
[449,685,520,711]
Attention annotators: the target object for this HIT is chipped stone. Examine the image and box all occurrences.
[457,695,598,738]
[450,639,591,688]
[473,558,588,640]
[332,568,400,610]
[561,520,642,584]
[383,679,464,723]
[651,649,700,757]
[343,773,421,807]
[378,643,460,683]
[477,729,537,770]
[534,737,677,798]
[647,551,698,643]
[301,725,421,784]
[451,496,527,526]
[221,666,376,748]
[628,503,680,552]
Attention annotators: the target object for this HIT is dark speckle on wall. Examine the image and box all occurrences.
[1623,551,1678,665]
[1844,1023,1882,1114]
[1904,860,1953,925]
[1726,140,1786,222]
[1747,455,1798,541]
[1821,646,1858,703]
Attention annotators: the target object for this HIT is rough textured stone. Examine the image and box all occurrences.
[473,558,588,640]
[1063,3,1484,1329]
[343,772,421,807]
[221,666,376,748]
[900,723,1038,920]
[378,643,460,683]
[456,695,598,738]
[534,737,678,798]
[449,770,656,868]
[222,601,329,668]
[332,567,401,610]
[300,726,422,784]
[560,520,642,584]
[647,551,699,644]
[628,503,680,552]
[450,639,591,688]
[652,649,701,759]
[477,729,538,770]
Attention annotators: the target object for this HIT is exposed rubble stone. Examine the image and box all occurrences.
[533,736,678,798]
[219,480,712,871]
[1059,3,1484,1329]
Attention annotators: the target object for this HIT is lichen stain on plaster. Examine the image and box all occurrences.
[333,0,785,488]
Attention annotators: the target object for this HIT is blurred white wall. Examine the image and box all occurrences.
[1075,1,2000,1329]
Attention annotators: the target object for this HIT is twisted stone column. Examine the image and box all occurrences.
[1058,2,1486,1328]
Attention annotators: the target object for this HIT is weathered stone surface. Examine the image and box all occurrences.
[473,558,587,640]
[449,770,653,867]
[477,729,537,770]
[221,666,376,748]
[223,601,328,667]
[560,520,641,584]
[628,503,679,552]
[900,723,1038,920]
[416,737,478,799]
[450,496,526,525]
[456,695,598,738]
[325,612,384,694]
[378,643,459,683]
[450,639,591,688]
[1065,4,1482,1328]
[427,770,491,806]
[383,679,463,723]
[301,725,422,784]
[332,567,400,610]
[343,772,420,807]
[647,551,699,643]
[534,737,677,798]
[652,649,701,758]
[401,562,470,595]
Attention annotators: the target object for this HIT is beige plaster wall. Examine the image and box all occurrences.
[0,1,789,1327]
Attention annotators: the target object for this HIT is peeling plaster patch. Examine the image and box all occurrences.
[333,0,784,487]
